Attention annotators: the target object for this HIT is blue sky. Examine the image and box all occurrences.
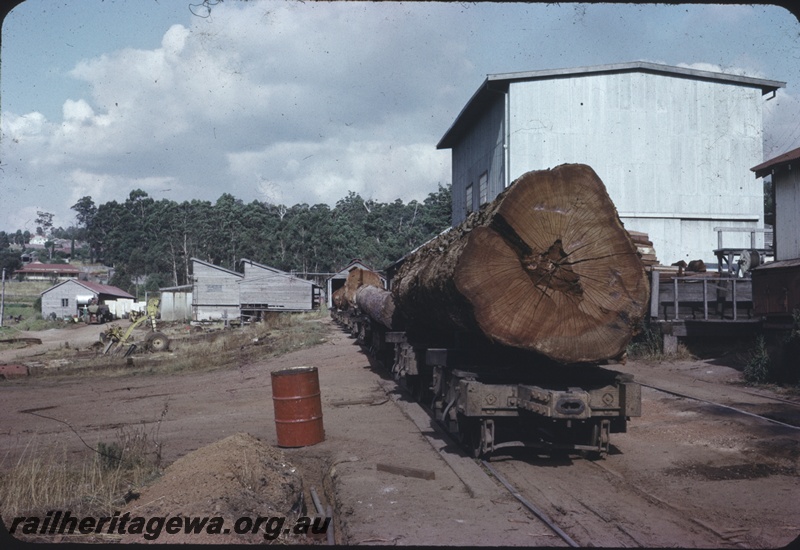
[1,1,799,233]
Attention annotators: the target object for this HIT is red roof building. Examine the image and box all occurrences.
[13,262,80,281]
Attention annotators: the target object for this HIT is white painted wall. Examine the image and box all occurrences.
[504,72,765,264]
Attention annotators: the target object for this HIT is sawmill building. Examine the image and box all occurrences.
[437,61,784,265]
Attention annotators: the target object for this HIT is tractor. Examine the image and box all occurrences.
[100,297,169,356]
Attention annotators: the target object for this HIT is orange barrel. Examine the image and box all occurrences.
[271,366,325,447]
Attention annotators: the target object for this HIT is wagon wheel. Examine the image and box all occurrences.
[146,332,170,352]
[585,420,611,460]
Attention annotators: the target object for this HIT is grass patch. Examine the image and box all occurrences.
[626,322,693,362]
[17,309,332,379]
[0,412,166,538]
[627,324,664,361]
[164,310,331,375]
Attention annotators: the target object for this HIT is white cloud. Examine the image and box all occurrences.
[3,1,799,233]
[1,1,466,230]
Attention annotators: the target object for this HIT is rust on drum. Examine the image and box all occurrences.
[271,366,325,447]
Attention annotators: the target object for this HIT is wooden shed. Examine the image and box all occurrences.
[437,61,785,265]
[190,258,243,322]
[752,146,800,262]
[238,259,321,318]
[40,280,134,320]
[327,259,385,309]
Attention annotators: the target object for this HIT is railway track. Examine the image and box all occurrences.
[640,381,800,430]
[481,455,734,548]
[334,309,799,547]
[474,382,800,548]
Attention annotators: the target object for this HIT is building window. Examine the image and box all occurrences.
[479,172,489,205]
[61,298,69,307]
[465,184,474,213]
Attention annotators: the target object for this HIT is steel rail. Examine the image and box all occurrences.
[481,460,580,547]
[641,383,800,430]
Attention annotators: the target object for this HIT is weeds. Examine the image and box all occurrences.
[0,403,167,524]
[627,324,663,361]
[743,336,773,384]
[162,310,330,375]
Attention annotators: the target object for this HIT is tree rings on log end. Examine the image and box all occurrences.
[453,164,649,364]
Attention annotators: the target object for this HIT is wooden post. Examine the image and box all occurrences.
[673,278,679,321]
[703,278,708,320]
[650,269,660,320]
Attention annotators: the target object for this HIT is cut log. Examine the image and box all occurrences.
[355,285,399,329]
[343,268,383,308]
[332,285,347,310]
[390,164,650,364]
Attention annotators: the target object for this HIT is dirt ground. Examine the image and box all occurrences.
[1,318,799,547]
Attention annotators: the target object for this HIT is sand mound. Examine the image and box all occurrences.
[120,432,303,544]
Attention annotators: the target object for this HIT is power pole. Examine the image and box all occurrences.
[1,268,6,328]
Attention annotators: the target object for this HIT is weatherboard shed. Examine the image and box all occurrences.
[190,258,243,322]
[238,259,321,317]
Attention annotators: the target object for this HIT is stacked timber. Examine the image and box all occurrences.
[389,164,650,364]
[627,231,659,268]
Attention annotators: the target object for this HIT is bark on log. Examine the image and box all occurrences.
[390,164,649,364]
[355,285,399,329]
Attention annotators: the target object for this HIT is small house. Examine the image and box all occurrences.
[14,262,80,282]
[190,258,243,321]
[40,280,134,320]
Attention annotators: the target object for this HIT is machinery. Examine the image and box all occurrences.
[100,297,169,356]
[84,299,113,324]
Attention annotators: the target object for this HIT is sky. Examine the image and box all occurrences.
[1,1,799,233]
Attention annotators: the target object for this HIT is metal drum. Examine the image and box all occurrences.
[271,366,325,447]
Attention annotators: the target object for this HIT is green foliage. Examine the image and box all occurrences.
[0,248,23,274]
[64,185,451,286]
[743,336,773,384]
[626,323,663,361]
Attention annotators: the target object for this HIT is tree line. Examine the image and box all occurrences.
[1,186,452,295]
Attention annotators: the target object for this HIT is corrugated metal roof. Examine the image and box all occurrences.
[76,280,135,299]
[159,285,193,291]
[753,258,800,270]
[190,257,244,278]
[438,61,785,150]
[41,279,134,299]
[15,263,80,273]
[751,145,800,178]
